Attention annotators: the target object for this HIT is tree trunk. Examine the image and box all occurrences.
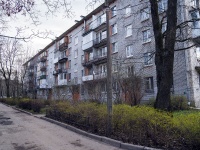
[6,81,10,98]
[150,0,177,110]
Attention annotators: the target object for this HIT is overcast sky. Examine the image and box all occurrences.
[6,0,103,56]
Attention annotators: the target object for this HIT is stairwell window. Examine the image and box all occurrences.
[141,7,149,21]
[126,24,132,37]
[158,0,168,13]
[126,45,133,58]
[112,23,117,35]
[142,29,151,43]
[144,52,153,66]
[112,42,118,53]
[125,5,131,17]
[75,36,78,45]
[145,77,154,93]
[111,6,117,17]
[74,49,78,58]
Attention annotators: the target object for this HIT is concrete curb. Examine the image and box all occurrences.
[11,106,33,115]
[41,117,158,150]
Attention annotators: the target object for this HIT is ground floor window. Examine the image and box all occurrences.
[145,77,154,93]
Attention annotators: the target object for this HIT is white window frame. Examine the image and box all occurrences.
[142,29,151,43]
[144,52,153,66]
[141,7,149,21]
[112,23,117,35]
[75,36,78,45]
[74,49,78,58]
[126,45,133,58]
[125,5,131,17]
[112,42,118,53]
[126,24,132,37]
[196,47,200,60]
[111,6,117,17]
[145,77,154,93]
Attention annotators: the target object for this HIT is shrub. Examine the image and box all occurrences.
[17,98,32,110]
[31,100,45,113]
[171,95,189,111]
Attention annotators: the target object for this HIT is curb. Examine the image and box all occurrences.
[41,117,158,150]
[12,106,33,115]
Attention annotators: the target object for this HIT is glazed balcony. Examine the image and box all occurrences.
[82,24,93,36]
[58,79,68,86]
[93,16,106,32]
[40,56,47,62]
[59,43,68,51]
[29,64,34,69]
[82,74,94,82]
[57,68,67,74]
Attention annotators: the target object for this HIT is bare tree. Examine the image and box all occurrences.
[0,38,23,97]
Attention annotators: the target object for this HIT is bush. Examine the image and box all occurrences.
[171,95,189,111]
[31,100,45,113]
[17,98,32,110]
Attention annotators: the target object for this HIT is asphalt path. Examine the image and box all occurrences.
[0,103,122,150]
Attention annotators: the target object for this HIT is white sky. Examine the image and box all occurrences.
[6,0,103,56]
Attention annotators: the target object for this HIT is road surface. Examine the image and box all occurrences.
[0,103,121,150]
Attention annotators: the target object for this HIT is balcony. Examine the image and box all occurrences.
[29,64,34,69]
[93,55,107,65]
[93,17,106,32]
[57,68,67,74]
[38,79,47,89]
[40,65,46,71]
[59,43,68,51]
[40,75,46,80]
[195,66,200,73]
[82,75,94,82]
[82,56,94,67]
[54,57,58,64]
[94,72,107,80]
[93,37,107,48]
[58,79,68,86]
[82,24,93,36]
[40,56,47,62]
[58,55,68,63]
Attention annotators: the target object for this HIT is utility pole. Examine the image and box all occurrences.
[105,0,112,136]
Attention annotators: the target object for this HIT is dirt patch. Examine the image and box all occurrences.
[0,117,13,125]
[70,139,83,147]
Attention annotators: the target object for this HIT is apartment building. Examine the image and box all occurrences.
[24,0,200,107]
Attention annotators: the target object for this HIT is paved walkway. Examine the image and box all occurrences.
[0,103,122,150]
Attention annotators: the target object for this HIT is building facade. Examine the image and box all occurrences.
[24,0,200,107]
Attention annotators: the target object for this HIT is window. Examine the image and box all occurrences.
[68,47,71,55]
[59,74,63,80]
[98,47,107,57]
[74,49,78,58]
[59,38,64,45]
[111,6,117,17]
[126,25,132,37]
[75,36,78,45]
[196,47,200,60]
[68,73,71,81]
[112,23,117,35]
[142,29,151,43]
[125,5,131,17]
[113,61,118,72]
[191,0,198,8]
[112,42,118,53]
[64,73,67,79]
[158,0,168,13]
[126,45,133,57]
[101,83,106,92]
[144,53,153,65]
[81,70,84,77]
[127,66,134,76]
[191,11,200,28]
[100,64,107,73]
[141,7,149,21]
[145,77,154,93]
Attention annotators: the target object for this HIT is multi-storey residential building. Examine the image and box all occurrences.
[23,0,200,107]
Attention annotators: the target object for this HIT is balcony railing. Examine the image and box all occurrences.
[58,54,68,63]
[93,55,107,65]
[57,68,67,74]
[82,56,94,66]
[40,56,47,62]
[94,72,107,80]
[93,37,107,48]
[59,43,68,51]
